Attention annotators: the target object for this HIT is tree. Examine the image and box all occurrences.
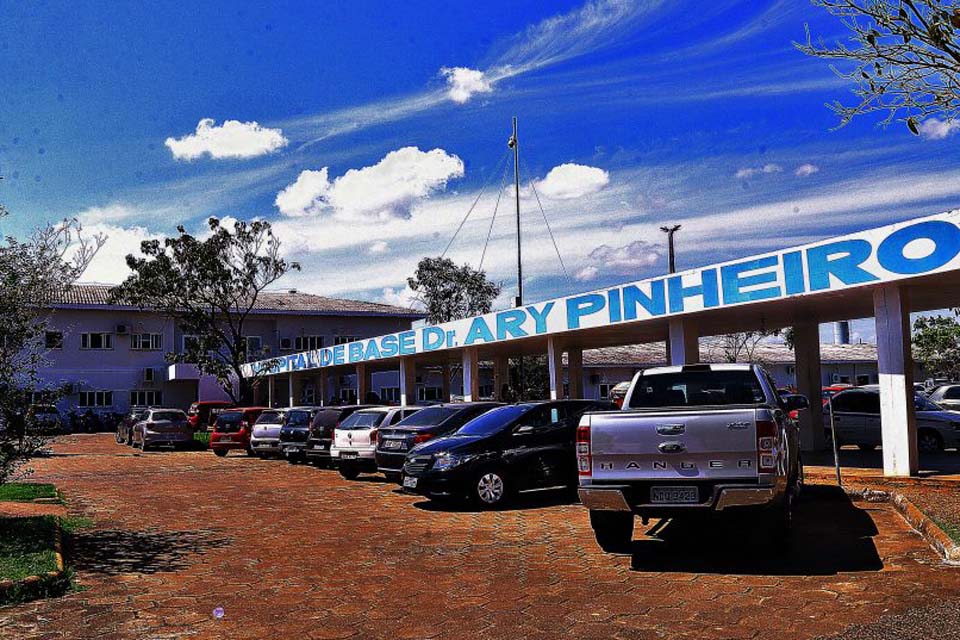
[110,218,299,404]
[0,209,103,483]
[797,0,960,132]
[704,330,782,365]
[912,315,960,379]
[406,256,502,324]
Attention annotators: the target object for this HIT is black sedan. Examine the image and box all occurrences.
[401,400,615,507]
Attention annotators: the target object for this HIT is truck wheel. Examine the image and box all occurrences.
[339,465,360,480]
[213,449,227,458]
[589,511,634,553]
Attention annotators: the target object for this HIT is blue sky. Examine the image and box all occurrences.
[1,0,959,342]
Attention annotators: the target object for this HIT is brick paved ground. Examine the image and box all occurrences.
[1,434,959,640]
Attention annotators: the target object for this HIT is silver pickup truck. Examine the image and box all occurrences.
[577,363,802,552]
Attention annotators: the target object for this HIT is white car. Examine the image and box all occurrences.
[331,406,421,479]
[927,384,960,411]
[249,409,286,456]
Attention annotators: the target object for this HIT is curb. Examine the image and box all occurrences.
[844,486,960,565]
[0,517,67,600]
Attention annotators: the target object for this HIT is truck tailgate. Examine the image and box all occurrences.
[589,408,759,481]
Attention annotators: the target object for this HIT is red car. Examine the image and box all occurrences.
[210,407,267,457]
[187,400,234,430]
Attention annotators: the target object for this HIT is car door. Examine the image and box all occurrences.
[504,405,564,490]
[828,392,865,444]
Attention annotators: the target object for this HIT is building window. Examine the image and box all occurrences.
[45,331,63,349]
[182,335,201,352]
[598,383,613,400]
[279,337,293,352]
[380,387,400,404]
[80,332,113,350]
[417,386,443,402]
[295,335,324,351]
[334,335,360,345]
[244,336,263,353]
[130,333,162,350]
[78,390,113,407]
[339,388,357,403]
[130,390,162,407]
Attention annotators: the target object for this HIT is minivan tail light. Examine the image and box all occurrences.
[756,419,776,472]
[576,416,592,476]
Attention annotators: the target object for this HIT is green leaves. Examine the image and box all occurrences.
[913,315,960,381]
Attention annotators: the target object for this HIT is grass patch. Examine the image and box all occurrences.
[59,515,95,533]
[0,516,59,582]
[933,517,960,546]
[0,483,60,503]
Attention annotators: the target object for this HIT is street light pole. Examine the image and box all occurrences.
[660,224,682,273]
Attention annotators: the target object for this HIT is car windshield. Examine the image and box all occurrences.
[456,405,530,437]
[627,369,765,408]
[286,410,314,427]
[256,411,284,425]
[395,406,460,428]
[339,411,386,429]
[152,411,186,422]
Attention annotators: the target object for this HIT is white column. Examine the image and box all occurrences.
[793,322,825,451]
[547,337,564,400]
[874,285,918,477]
[268,376,275,408]
[462,348,479,402]
[568,347,584,399]
[668,319,699,365]
[317,373,327,407]
[356,364,369,405]
[288,375,294,408]
[399,358,416,407]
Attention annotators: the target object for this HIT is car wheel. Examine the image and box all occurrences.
[115,431,124,444]
[857,444,877,452]
[339,465,360,480]
[474,470,510,508]
[213,449,228,457]
[589,510,634,553]
[918,429,944,454]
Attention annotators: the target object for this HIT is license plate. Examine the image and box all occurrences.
[340,451,358,460]
[312,444,323,450]
[402,475,418,489]
[651,486,699,504]
[383,440,402,450]
[284,446,299,453]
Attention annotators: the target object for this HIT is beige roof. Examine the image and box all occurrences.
[576,341,878,368]
[55,284,423,317]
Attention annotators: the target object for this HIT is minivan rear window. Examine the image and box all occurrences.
[286,410,314,426]
[628,370,765,408]
[256,411,284,425]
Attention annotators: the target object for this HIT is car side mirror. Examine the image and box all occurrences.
[514,425,535,435]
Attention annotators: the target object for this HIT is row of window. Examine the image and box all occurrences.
[75,390,163,408]
[48,332,361,353]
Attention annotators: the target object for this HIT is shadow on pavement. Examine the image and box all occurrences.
[410,486,579,513]
[806,448,960,478]
[629,485,883,576]
[69,528,233,576]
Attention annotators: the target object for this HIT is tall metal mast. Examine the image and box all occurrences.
[508,116,522,308]
[507,117,524,396]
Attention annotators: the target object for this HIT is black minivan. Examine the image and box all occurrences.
[376,402,501,481]
[401,400,615,507]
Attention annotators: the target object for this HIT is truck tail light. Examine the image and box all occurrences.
[576,416,592,477]
[756,419,776,472]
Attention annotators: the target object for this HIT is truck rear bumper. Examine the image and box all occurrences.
[579,485,777,513]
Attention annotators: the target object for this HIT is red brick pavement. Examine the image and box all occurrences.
[0,434,958,640]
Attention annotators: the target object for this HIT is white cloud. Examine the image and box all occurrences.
[795,163,819,177]
[379,285,421,309]
[735,163,782,179]
[368,240,390,255]
[76,204,144,225]
[587,240,661,273]
[441,67,493,104]
[574,265,600,281]
[165,118,288,160]
[918,118,960,141]
[535,163,610,200]
[73,206,165,284]
[274,147,464,220]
